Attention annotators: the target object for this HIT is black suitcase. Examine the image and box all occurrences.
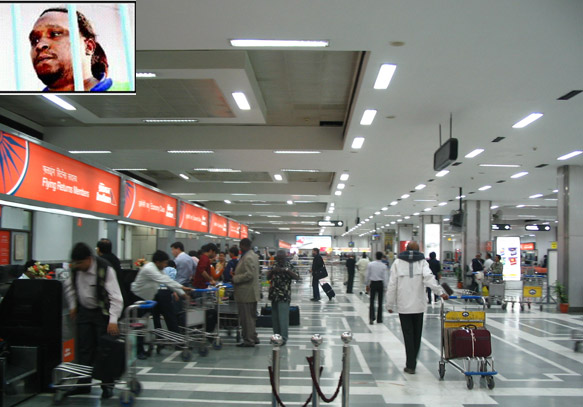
[321,282,335,300]
[261,305,272,315]
[256,315,272,328]
[289,305,300,326]
[93,334,125,381]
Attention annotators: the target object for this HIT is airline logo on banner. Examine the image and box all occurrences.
[178,201,209,233]
[240,224,249,239]
[228,220,241,239]
[209,213,228,236]
[124,181,176,227]
[0,131,119,215]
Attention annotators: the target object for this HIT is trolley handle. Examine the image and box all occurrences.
[448,295,483,300]
[194,287,218,292]
[135,300,157,309]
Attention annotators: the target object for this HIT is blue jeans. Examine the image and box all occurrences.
[272,301,290,343]
[312,277,321,300]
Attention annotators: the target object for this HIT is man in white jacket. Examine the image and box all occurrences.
[356,253,370,295]
[386,242,448,374]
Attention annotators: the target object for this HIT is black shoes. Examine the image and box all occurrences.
[101,387,114,399]
[255,338,260,344]
[65,386,91,396]
[404,367,416,374]
[137,352,148,360]
[369,320,374,325]
[310,298,320,301]
[236,343,255,347]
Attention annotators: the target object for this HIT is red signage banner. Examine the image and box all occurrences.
[228,220,240,239]
[209,213,228,236]
[0,231,10,265]
[179,202,208,233]
[124,181,177,227]
[0,131,120,216]
[520,242,535,251]
[240,224,249,239]
[279,240,292,249]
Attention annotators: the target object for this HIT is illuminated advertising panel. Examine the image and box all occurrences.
[209,213,227,237]
[227,220,240,239]
[496,236,521,281]
[0,131,120,216]
[240,224,248,239]
[295,235,332,251]
[178,201,208,233]
[424,224,441,259]
[124,180,176,227]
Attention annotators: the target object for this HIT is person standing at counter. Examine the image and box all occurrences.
[193,243,218,289]
[63,242,123,399]
[171,242,195,287]
[96,238,128,308]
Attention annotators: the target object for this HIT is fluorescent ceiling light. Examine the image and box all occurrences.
[373,64,397,89]
[325,216,330,221]
[424,208,432,212]
[330,202,335,206]
[413,212,420,216]
[478,185,492,191]
[179,173,189,180]
[480,164,521,168]
[340,173,350,181]
[438,202,448,206]
[351,137,365,149]
[224,181,251,184]
[274,174,283,181]
[193,168,241,172]
[443,218,450,222]
[143,119,198,123]
[401,194,410,199]
[490,205,499,209]
[224,200,232,204]
[230,39,329,48]
[404,216,411,220]
[375,211,381,215]
[529,193,543,198]
[512,113,543,128]
[557,150,583,161]
[69,150,111,154]
[171,193,196,196]
[360,109,377,125]
[465,149,485,158]
[337,183,345,190]
[281,169,320,172]
[414,199,436,202]
[511,171,529,179]
[287,200,293,205]
[456,195,466,199]
[390,221,396,225]
[278,227,291,230]
[415,184,426,190]
[113,168,147,171]
[232,92,251,110]
[266,215,281,218]
[435,170,449,177]
[516,205,525,208]
[231,193,256,196]
[397,219,403,222]
[168,150,214,154]
[553,189,558,193]
[381,207,388,211]
[274,150,320,154]
[335,191,342,196]
[136,72,156,78]
[390,201,398,206]
[42,94,76,110]
[368,216,374,219]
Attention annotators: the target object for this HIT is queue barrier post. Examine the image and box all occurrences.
[311,334,323,407]
[271,334,284,407]
[340,332,352,407]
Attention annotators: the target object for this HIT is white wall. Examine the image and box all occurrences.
[32,212,73,261]
[250,233,370,251]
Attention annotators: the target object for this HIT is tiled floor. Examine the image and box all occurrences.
[19,276,583,406]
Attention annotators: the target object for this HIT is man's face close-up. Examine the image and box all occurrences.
[29,12,75,87]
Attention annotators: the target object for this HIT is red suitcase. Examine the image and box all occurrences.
[451,325,492,358]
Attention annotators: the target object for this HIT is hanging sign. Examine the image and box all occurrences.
[209,213,228,237]
[178,202,208,233]
[124,181,176,227]
[240,224,249,239]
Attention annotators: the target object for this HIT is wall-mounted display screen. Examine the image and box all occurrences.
[178,201,208,233]
[295,235,332,250]
[0,2,135,93]
[124,180,176,227]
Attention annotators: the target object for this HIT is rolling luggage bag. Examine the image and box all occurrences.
[450,325,491,358]
[321,282,335,300]
[289,305,300,326]
[92,334,125,381]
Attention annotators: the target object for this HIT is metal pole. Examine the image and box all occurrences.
[271,334,283,407]
[341,332,352,407]
[311,334,323,407]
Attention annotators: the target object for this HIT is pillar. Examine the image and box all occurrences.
[557,165,583,311]
[462,200,491,270]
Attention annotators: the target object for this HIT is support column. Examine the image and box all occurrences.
[106,221,119,254]
[557,165,583,312]
[419,215,443,259]
[462,200,491,270]
[397,224,413,252]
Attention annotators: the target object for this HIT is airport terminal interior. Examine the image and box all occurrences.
[0,0,582,406]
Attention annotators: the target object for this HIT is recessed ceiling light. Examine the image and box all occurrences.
[224,181,251,184]
[335,191,342,196]
[404,216,411,220]
[479,185,492,191]
[373,64,397,89]
[340,173,350,181]
[375,211,381,215]
[168,150,214,154]
[516,204,525,208]
[224,200,232,204]
[529,193,543,198]
[381,207,388,211]
[42,94,76,110]
[480,164,521,168]
[281,169,320,172]
[443,218,450,222]
[511,171,529,179]
[287,200,293,205]
[465,149,485,158]
[113,168,147,171]
[456,195,466,199]
[136,72,156,78]
[438,202,448,206]
[360,110,377,126]
[512,113,543,128]
[557,150,583,161]
[336,184,346,190]
[171,193,196,196]
[553,189,558,193]
[274,174,283,181]
[390,221,396,225]
[401,194,410,199]
[193,168,241,172]
[278,227,291,230]
[415,184,426,190]
[435,170,450,177]
[424,208,432,212]
[274,150,320,154]
[351,137,365,149]
[232,92,251,110]
[69,150,111,154]
[390,201,398,206]
[231,193,256,196]
[490,205,499,209]
[143,119,198,123]
[413,212,420,216]
[230,39,329,48]
[179,173,189,180]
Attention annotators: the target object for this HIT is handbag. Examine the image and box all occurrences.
[313,265,328,279]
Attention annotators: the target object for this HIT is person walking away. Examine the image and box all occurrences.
[131,251,191,359]
[232,238,260,347]
[356,253,370,295]
[63,243,123,399]
[386,242,448,374]
[365,251,389,324]
[427,252,441,304]
[309,248,325,301]
[345,254,356,294]
[267,250,299,345]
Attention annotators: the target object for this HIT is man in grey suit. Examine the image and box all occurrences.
[232,238,260,347]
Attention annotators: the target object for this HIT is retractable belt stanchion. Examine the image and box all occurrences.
[271,334,283,407]
[311,334,323,407]
[340,332,352,407]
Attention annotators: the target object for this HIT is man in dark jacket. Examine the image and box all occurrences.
[345,254,356,294]
[427,252,441,303]
[96,239,128,308]
[309,248,325,301]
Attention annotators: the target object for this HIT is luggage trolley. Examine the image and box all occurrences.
[183,286,222,355]
[522,275,544,311]
[51,300,156,406]
[216,283,241,343]
[484,273,504,308]
[146,296,194,361]
[439,295,497,390]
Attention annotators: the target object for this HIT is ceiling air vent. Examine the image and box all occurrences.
[557,90,582,101]
[452,162,462,166]
[319,121,343,127]
[536,164,549,168]
[492,137,505,143]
